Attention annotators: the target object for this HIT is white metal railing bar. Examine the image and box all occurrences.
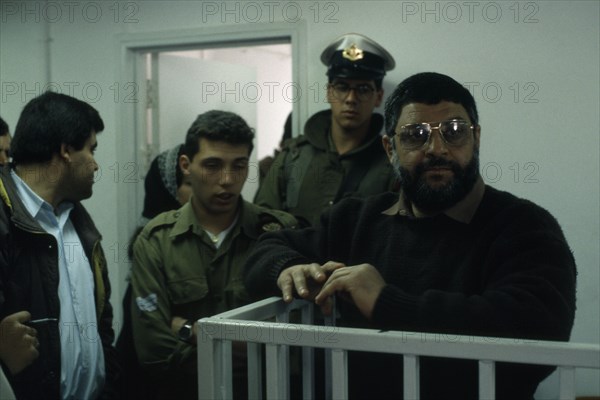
[220,341,233,399]
[265,342,289,399]
[272,297,291,398]
[247,342,262,399]
[323,299,336,400]
[208,296,303,321]
[196,338,223,400]
[331,349,348,399]
[404,354,420,400]
[301,304,315,400]
[197,298,600,399]
[478,360,495,400]
[197,298,302,399]
[199,318,600,368]
[324,347,332,400]
[559,366,576,400]
[195,340,233,399]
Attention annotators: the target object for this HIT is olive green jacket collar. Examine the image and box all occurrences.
[168,198,261,240]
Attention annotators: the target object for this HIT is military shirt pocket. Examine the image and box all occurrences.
[224,278,250,307]
[168,277,209,305]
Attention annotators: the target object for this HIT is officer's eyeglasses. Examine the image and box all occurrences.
[395,119,475,150]
[329,82,377,102]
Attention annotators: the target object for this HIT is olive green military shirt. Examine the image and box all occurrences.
[130,199,296,378]
[254,110,398,227]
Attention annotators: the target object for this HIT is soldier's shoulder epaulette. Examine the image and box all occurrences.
[279,136,314,167]
[281,135,309,152]
[140,210,179,237]
[256,207,299,233]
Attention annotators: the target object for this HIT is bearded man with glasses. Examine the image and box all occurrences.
[245,72,576,399]
[254,33,398,227]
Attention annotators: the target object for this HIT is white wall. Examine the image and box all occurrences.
[1,1,598,396]
[203,45,293,160]
[163,45,292,160]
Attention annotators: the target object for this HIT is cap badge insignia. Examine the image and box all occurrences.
[342,44,364,62]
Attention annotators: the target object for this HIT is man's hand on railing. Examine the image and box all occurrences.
[276,261,345,305]
[315,263,386,319]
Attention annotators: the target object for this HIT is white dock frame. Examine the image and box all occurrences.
[197,297,600,400]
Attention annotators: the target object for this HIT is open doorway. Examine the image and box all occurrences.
[142,43,292,201]
[113,23,307,308]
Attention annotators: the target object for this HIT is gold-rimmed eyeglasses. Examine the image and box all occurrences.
[394,119,475,150]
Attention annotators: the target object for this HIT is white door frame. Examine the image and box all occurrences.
[113,22,307,284]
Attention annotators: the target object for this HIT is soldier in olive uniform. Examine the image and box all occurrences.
[130,110,297,399]
[254,33,398,227]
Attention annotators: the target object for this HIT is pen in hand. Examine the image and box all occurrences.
[27,318,58,326]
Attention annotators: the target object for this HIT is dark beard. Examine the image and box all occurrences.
[396,151,480,213]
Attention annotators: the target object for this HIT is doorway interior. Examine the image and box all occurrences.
[114,23,307,312]
[141,43,292,201]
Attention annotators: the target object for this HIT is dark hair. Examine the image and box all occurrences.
[182,110,254,159]
[0,117,8,136]
[282,112,292,144]
[384,72,479,136]
[11,91,104,165]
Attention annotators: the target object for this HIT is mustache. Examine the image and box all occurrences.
[416,156,460,172]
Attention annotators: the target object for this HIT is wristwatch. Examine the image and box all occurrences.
[178,319,195,343]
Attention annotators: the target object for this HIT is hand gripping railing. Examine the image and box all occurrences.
[197,297,600,400]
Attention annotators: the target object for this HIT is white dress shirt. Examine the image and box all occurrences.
[10,170,105,400]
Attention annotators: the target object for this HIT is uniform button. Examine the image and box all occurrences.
[328,201,333,205]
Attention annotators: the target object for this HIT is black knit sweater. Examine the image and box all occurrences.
[244,186,577,399]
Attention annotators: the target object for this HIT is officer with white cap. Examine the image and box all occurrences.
[321,32,395,81]
[255,33,398,227]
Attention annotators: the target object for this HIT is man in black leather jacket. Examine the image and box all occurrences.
[0,91,120,399]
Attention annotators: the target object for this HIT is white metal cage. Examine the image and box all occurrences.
[197,297,599,400]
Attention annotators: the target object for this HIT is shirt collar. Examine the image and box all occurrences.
[169,201,197,238]
[10,169,73,222]
[170,198,253,239]
[382,176,485,224]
